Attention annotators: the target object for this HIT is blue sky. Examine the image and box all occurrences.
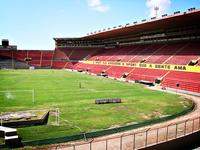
[0,0,200,50]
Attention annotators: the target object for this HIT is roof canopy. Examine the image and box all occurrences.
[54,9,200,41]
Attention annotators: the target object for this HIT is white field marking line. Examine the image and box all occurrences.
[0,90,34,92]
[59,116,89,141]
[0,71,66,76]
[58,116,83,133]
[0,72,33,75]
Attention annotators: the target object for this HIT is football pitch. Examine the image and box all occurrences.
[0,69,192,142]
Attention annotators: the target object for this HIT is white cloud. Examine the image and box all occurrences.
[146,0,171,17]
[87,0,110,12]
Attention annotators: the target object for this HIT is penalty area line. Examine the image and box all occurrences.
[58,117,88,141]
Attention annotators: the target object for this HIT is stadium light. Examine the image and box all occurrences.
[174,11,180,15]
[188,7,196,11]
[151,17,156,20]
[162,14,168,17]
[154,6,159,18]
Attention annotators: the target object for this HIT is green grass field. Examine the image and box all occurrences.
[0,69,192,142]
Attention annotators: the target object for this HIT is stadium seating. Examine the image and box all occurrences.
[69,48,99,60]
[14,50,27,61]
[161,71,200,93]
[55,48,99,61]
[0,50,13,58]
[0,58,13,69]
[52,61,67,69]
[120,45,146,62]
[74,63,109,74]
[41,51,53,67]
[128,44,162,63]
[107,66,133,78]
[0,57,29,69]
[77,42,200,93]
[53,49,68,60]
[89,49,117,61]
[90,65,110,74]
[1,41,200,94]
[72,62,87,70]
[22,51,41,67]
[106,46,137,61]
[145,43,184,64]
[127,68,168,82]
[164,42,200,65]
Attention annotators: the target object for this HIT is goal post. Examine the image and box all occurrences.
[49,108,60,126]
[0,89,35,104]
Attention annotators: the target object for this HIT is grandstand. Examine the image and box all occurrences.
[0,8,200,149]
[1,8,200,95]
[53,9,200,94]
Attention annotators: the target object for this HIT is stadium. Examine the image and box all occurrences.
[0,2,200,150]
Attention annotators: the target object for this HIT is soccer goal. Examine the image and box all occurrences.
[49,108,60,126]
[0,90,35,105]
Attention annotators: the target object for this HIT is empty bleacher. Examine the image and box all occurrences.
[161,71,200,93]
[1,41,200,93]
[165,42,200,65]
[14,50,27,61]
[0,58,13,69]
[55,48,99,61]
[53,49,69,60]
[144,43,184,64]
[0,50,13,58]
[70,42,200,93]
[127,68,168,82]
[52,61,66,69]
[69,48,98,60]
[27,51,42,67]
[90,65,109,74]
[107,66,133,78]
[41,51,53,67]
[0,57,29,69]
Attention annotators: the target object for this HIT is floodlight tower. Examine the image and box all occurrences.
[154,6,159,17]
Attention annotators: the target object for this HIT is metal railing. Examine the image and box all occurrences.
[0,102,196,149]
[53,115,200,150]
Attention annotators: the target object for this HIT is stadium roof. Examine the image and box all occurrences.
[54,8,200,41]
